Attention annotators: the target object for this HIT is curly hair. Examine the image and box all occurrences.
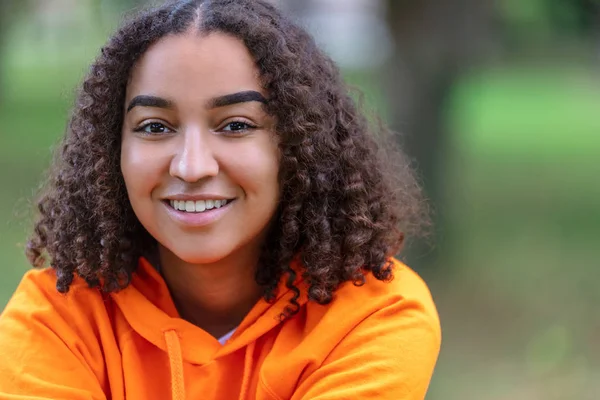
[26,0,429,314]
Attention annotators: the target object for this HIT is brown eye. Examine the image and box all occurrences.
[221,120,257,135]
[135,122,173,135]
[224,122,249,131]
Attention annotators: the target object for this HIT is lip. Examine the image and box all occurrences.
[162,199,235,227]
[162,193,235,201]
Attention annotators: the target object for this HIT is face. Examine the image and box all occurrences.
[121,31,280,265]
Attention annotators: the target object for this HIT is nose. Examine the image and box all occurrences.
[169,128,219,182]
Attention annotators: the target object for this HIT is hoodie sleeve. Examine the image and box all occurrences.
[0,269,107,399]
[290,282,441,400]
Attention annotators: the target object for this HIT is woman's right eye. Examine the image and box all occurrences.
[134,122,173,135]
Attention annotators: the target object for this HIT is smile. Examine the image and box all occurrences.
[168,199,233,213]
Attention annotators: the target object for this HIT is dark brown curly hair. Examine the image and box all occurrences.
[26,0,428,313]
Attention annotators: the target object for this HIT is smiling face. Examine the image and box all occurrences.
[120,31,280,266]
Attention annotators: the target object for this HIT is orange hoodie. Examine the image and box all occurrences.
[0,257,440,399]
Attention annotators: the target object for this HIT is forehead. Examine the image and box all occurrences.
[126,32,261,100]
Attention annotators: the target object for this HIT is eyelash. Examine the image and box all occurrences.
[132,119,258,136]
[133,121,173,136]
[220,119,258,135]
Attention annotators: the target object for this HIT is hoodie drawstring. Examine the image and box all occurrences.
[238,340,255,400]
[165,330,186,400]
[164,329,255,400]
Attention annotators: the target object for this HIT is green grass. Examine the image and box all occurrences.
[447,65,600,158]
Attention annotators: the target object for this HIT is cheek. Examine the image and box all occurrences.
[120,138,160,199]
[229,141,280,197]
[121,140,139,192]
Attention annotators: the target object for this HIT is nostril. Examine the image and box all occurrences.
[169,150,219,182]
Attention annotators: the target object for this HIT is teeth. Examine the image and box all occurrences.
[169,199,229,213]
[195,200,206,212]
[185,201,194,212]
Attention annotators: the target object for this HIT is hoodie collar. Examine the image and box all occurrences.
[111,257,307,365]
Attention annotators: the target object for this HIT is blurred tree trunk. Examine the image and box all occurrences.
[384,0,497,269]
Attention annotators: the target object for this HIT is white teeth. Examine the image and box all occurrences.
[195,200,206,212]
[169,199,228,213]
[184,201,193,212]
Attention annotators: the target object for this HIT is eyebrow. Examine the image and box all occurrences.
[126,90,268,113]
[126,95,173,112]
[208,90,268,108]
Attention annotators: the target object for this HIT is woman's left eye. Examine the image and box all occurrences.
[222,121,256,133]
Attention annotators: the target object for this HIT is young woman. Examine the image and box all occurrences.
[0,0,440,399]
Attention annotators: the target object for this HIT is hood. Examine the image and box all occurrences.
[111,257,307,365]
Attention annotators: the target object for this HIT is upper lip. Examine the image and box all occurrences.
[162,194,235,201]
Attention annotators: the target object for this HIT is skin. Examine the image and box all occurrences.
[120,31,280,339]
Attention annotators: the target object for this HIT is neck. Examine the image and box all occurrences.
[159,247,262,339]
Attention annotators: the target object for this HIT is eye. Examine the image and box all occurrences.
[221,120,257,134]
[134,122,173,135]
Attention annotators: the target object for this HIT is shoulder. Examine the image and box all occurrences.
[0,269,111,395]
[299,257,441,356]
[311,258,439,329]
[345,258,437,306]
[282,259,441,398]
[2,267,105,315]
[0,267,112,345]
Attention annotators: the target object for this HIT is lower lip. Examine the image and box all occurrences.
[163,200,235,227]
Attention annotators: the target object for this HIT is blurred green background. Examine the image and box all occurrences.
[1,0,599,398]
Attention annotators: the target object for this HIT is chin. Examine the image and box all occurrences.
[156,231,264,266]
[164,243,236,265]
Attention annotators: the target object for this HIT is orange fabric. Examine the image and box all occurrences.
[239,340,256,400]
[165,330,185,400]
[0,258,441,399]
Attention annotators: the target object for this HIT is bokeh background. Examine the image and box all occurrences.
[1,0,599,398]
